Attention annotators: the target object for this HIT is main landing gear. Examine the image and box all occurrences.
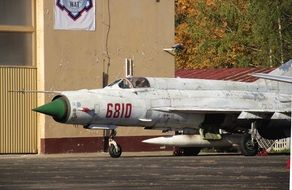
[173,147,201,156]
[240,122,260,156]
[240,133,259,156]
[108,130,122,158]
[172,130,201,156]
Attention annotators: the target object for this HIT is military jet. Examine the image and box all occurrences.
[33,60,292,158]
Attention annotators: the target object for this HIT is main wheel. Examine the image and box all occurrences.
[184,147,201,156]
[109,144,122,158]
[173,147,183,156]
[240,134,258,156]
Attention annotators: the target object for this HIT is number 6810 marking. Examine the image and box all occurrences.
[106,103,132,118]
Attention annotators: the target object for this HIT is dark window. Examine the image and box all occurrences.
[0,0,34,66]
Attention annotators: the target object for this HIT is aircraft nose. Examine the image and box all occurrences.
[33,98,67,121]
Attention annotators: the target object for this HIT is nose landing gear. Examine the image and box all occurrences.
[108,130,122,158]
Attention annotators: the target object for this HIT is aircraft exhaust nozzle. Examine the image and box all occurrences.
[143,135,240,148]
[32,97,68,122]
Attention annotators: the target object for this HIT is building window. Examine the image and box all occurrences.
[0,0,35,66]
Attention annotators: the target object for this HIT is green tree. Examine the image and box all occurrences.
[175,0,292,68]
[248,0,292,66]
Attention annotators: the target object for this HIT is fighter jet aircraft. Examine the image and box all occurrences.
[33,60,292,158]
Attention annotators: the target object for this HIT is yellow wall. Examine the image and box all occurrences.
[0,67,37,153]
[41,0,174,138]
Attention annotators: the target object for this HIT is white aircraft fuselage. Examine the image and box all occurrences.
[54,77,290,131]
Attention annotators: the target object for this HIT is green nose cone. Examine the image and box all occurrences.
[33,98,67,121]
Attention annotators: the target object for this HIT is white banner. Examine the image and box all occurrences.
[54,0,95,31]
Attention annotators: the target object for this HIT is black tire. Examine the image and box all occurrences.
[240,134,258,156]
[182,147,201,156]
[173,147,183,156]
[109,144,122,158]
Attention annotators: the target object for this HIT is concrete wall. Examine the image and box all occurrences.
[41,0,174,143]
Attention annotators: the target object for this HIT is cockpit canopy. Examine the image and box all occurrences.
[107,77,150,89]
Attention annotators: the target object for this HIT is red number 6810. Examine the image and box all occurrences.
[106,103,132,118]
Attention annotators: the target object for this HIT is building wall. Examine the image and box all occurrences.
[40,0,174,153]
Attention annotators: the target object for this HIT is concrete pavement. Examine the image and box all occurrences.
[0,152,289,189]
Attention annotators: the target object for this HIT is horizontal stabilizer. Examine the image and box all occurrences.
[252,73,292,84]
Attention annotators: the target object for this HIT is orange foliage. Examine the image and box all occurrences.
[175,0,251,68]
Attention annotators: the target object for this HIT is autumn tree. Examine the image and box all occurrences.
[175,0,292,69]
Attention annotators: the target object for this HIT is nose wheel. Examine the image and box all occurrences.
[108,130,122,158]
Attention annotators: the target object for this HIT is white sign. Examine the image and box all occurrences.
[54,0,95,31]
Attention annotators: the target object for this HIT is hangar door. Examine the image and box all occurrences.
[0,68,37,153]
[0,0,38,153]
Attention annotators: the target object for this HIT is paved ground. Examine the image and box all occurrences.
[0,152,289,190]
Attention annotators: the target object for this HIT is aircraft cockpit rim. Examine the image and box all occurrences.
[106,77,151,89]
